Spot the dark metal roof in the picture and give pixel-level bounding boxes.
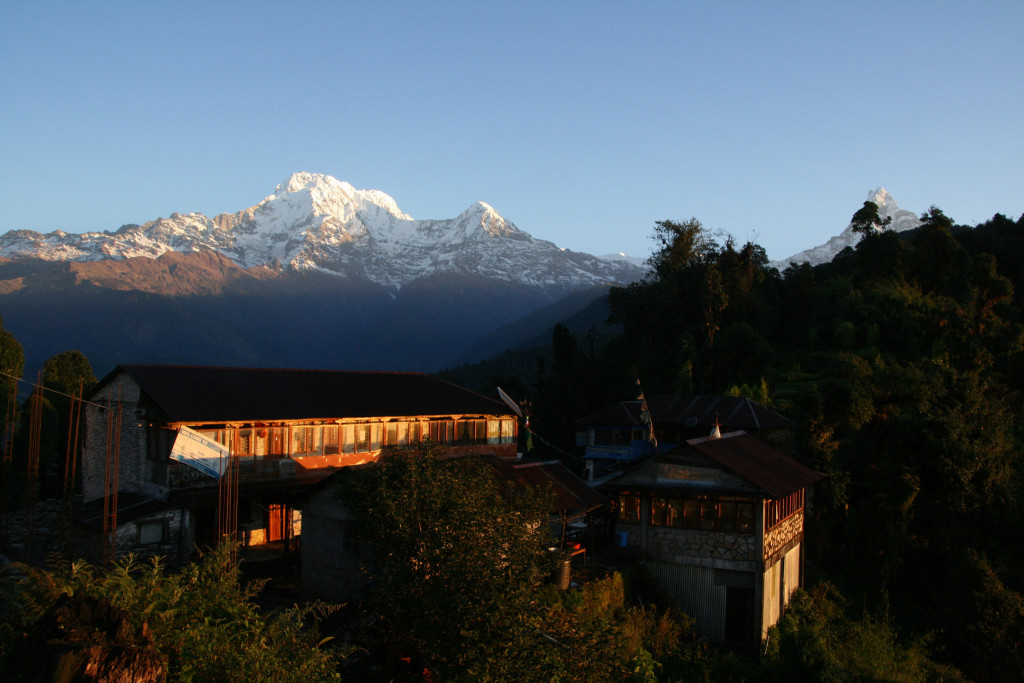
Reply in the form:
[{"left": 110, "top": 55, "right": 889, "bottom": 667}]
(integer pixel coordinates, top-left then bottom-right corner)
[
  {"left": 686, "top": 431, "right": 824, "bottom": 498},
  {"left": 76, "top": 491, "right": 180, "bottom": 530},
  {"left": 91, "top": 365, "right": 512, "bottom": 423},
  {"left": 576, "top": 394, "right": 792, "bottom": 431},
  {"left": 495, "top": 457, "right": 607, "bottom": 516}
]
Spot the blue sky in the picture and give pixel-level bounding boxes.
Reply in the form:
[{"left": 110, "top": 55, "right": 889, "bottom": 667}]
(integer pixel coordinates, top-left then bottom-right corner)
[{"left": 1, "top": 1, "right": 1021, "bottom": 261}]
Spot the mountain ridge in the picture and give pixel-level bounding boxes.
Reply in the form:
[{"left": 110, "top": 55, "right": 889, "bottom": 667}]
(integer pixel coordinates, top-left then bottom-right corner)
[
  {"left": 0, "top": 172, "right": 644, "bottom": 295},
  {"left": 770, "top": 187, "right": 922, "bottom": 270}
]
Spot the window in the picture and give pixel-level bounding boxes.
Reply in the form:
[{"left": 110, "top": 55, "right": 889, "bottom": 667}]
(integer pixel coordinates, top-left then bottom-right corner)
[
  {"left": 500, "top": 419, "right": 515, "bottom": 444},
  {"left": 647, "top": 495, "right": 756, "bottom": 534},
  {"left": 456, "top": 419, "right": 486, "bottom": 445},
  {"left": 323, "top": 425, "right": 339, "bottom": 455},
  {"left": 138, "top": 520, "right": 165, "bottom": 545},
  {"left": 268, "top": 428, "right": 287, "bottom": 456},
  {"left": 355, "top": 424, "right": 370, "bottom": 452},
  {"left": 428, "top": 420, "right": 454, "bottom": 444},
  {"left": 618, "top": 493, "right": 641, "bottom": 523}
]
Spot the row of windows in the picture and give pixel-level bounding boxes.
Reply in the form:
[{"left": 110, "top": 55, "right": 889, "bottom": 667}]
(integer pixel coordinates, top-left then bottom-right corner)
[
  {"left": 618, "top": 493, "right": 755, "bottom": 534},
  {"left": 198, "top": 418, "right": 517, "bottom": 458}
]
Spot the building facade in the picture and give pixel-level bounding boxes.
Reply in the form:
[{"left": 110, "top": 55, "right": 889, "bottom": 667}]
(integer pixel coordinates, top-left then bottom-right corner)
[
  {"left": 576, "top": 394, "right": 793, "bottom": 479},
  {"left": 600, "top": 430, "right": 823, "bottom": 649},
  {"left": 78, "top": 365, "right": 519, "bottom": 564}
]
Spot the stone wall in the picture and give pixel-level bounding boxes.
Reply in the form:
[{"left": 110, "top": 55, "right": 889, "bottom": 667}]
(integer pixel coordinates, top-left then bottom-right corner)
[
  {"left": 763, "top": 509, "right": 803, "bottom": 562},
  {"left": 82, "top": 375, "right": 145, "bottom": 503},
  {"left": 620, "top": 524, "right": 758, "bottom": 570}
]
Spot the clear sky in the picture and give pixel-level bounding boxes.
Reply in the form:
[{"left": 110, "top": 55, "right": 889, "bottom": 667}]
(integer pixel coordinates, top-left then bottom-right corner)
[{"left": 1, "top": 1, "right": 1021, "bottom": 261}]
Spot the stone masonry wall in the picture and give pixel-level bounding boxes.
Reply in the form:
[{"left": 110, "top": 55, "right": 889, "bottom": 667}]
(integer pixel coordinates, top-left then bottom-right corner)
[
  {"left": 763, "top": 509, "right": 803, "bottom": 561},
  {"left": 82, "top": 375, "right": 144, "bottom": 502},
  {"left": 621, "top": 524, "right": 757, "bottom": 569}
]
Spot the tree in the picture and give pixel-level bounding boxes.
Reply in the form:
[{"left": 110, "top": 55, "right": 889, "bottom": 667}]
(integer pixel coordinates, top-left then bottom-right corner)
[
  {"left": 0, "top": 542, "right": 346, "bottom": 682},
  {"left": 41, "top": 350, "right": 95, "bottom": 397},
  {"left": 340, "top": 444, "right": 557, "bottom": 680},
  {"left": 850, "top": 200, "right": 892, "bottom": 237},
  {"left": 647, "top": 218, "right": 716, "bottom": 279},
  {"left": 763, "top": 583, "right": 966, "bottom": 682}
]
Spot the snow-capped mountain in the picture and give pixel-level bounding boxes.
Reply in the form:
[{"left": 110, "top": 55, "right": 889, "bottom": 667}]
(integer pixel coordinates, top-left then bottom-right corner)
[
  {"left": 770, "top": 188, "right": 922, "bottom": 270},
  {"left": 0, "top": 172, "right": 643, "bottom": 292}
]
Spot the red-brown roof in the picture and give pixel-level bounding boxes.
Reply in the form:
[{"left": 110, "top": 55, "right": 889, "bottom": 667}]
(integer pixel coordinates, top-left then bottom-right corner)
[
  {"left": 488, "top": 456, "right": 607, "bottom": 516},
  {"left": 92, "top": 365, "right": 513, "bottom": 423},
  {"left": 686, "top": 431, "right": 824, "bottom": 498}
]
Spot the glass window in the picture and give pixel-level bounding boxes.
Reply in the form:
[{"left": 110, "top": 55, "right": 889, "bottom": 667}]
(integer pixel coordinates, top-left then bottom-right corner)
[
  {"left": 500, "top": 419, "right": 515, "bottom": 444},
  {"left": 253, "top": 429, "right": 268, "bottom": 457},
  {"left": 355, "top": 424, "right": 370, "bottom": 452},
  {"left": 618, "top": 493, "right": 640, "bottom": 523},
  {"left": 323, "top": 425, "right": 339, "bottom": 455},
  {"left": 386, "top": 422, "right": 398, "bottom": 446},
  {"left": 341, "top": 425, "right": 355, "bottom": 454},
  {"left": 668, "top": 498, "right": 683, "bottom": 528},
  {"left": 269, "top": 428, "right": 287, "bottom": 456},
  {"left": 720, "top": 501, "right": 737, "bottom": 532},
  {"left": 682, "top": 500, "right": 699, "bottom": 530},
  {"left": 651, "top": 497, "right": 670, "bottom": 526},
  {"left": 310, "top": 426, "right": 323, "bottom": 456},
  {"left": 138, "top": 520, "right": 165, "bottom": 545},
  {"left": 701, "top": 499, "right": 717, "bottom": 531},
  {"left": 738, "top": 502, "right": 753, "bottom": 533},
  {"left": 291, "top": 427, "right": 307, "bottom": 455},
  {"left": 237, "top": 429, "right": 254, "bottom": 457},
  {"left": 487, "top": 419, "right": 501, "bottom": 444},
  {"left": 370, "top": 423, "right": 381, "bottom": 451}
]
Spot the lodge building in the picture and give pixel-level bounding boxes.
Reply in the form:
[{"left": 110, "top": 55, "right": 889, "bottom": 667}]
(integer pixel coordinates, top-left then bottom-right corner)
[{"left": 77, "top": 365, "right": 520, "bottom": 565}]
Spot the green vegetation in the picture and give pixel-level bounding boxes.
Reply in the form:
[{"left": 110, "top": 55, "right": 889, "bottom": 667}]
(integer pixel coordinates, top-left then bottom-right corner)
[
  {"left": 339, "top": 444, "right": 717, "bottom": 682},
  {"left": 2, "top": 200, "right": 1023, "bottom": 679},
  {"left": 0, "top": 544, "right": 347, "bottom": 682},
  {"left": 460, "top": 205, "right": 1024, "bottom": 681}
]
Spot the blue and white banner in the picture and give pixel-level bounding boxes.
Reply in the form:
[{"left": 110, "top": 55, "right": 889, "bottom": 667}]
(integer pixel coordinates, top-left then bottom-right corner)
[{"left": 170, "top": 426, "right": 230, "bottom": 479}]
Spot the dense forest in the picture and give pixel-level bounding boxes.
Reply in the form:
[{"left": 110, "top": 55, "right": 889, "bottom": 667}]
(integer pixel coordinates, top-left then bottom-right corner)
[
  {"left": 0, "top": 202, "right": 1022, "bottom": 681},
  {"left": 452, "top": 203, "right": 1024, "bottom": 681}
]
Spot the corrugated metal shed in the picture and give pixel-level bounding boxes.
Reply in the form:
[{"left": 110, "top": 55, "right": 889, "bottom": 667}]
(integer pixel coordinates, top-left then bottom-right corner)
[
  {"left": 90, "top": 365, "right": 512, "bottom": 423},
  {"left": 575, "top": 394, "right": 792, "bottom": 431}
]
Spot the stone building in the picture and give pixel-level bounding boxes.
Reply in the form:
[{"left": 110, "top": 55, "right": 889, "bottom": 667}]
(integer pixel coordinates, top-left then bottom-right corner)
[
  {"left": 600, "top": 429, "right": 823, "bottom": 650},
  {"left": 576, "top": 394, "right": 793, "bottom": 479},
  {"left": 77, "top": 365, "right": 520, "bottom": 565}
]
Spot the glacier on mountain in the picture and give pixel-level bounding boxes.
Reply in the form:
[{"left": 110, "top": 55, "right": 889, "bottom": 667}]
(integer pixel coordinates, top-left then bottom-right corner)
[
  {"left": 769, "top": 188, "right": 921, "bottom": 270},
  {"left": 0, "top": 173, "right": 643, "bottom": 292}
]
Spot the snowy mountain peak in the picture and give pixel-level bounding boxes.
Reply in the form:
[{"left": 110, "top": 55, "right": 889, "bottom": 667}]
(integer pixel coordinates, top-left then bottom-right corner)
[
  {"left": 0, "top": 173, "right": 643, "bottom": 292},
  {"left": 770, "top": 187, "right": 923, "bottom": 270}
]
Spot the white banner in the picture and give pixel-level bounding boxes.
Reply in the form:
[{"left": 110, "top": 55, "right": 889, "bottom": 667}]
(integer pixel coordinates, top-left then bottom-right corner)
[{"left": 170, "top": 426, "right": 230, "bottom": 479}]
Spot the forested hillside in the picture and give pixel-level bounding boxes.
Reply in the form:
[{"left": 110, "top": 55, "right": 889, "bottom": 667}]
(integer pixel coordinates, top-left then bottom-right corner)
[{"left": 449, "top": 204, "right": 1024, "bottom": 680}]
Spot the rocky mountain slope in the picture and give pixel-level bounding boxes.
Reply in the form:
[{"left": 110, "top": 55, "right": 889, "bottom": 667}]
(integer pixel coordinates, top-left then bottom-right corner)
[
  {"left": 0, "top": 174, "right": 644, "bottom": 376},
  {"left": 0, "top": 172, "right": 642, "bottom": 295}
]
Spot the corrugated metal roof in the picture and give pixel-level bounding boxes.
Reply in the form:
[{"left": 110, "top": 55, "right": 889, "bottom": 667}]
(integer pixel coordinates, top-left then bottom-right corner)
[
  {"left": 576, "top": 394, "right": 792, "bottom": 431},
  {"left": 686, "top": 431, "right": 824, "bottom": 498},
  {"left": 91, "top": 365, "right": 512, "bottom": 423},
  {"left": 503, "top": 458, "right": 607, "bottom": 515},
  {"left": 76, "top": 491, "right": 179, "bottom": 529}
]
